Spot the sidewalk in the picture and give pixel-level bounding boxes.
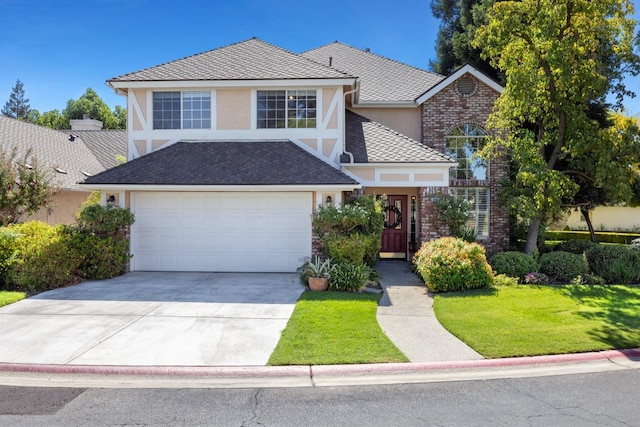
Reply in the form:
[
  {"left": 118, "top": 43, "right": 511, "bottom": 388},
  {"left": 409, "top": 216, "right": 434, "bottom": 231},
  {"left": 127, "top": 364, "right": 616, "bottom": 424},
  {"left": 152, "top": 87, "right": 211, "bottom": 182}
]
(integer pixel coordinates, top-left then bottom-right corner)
[{"left": 375, "top": 260, "right": 483, "bottom": 362}]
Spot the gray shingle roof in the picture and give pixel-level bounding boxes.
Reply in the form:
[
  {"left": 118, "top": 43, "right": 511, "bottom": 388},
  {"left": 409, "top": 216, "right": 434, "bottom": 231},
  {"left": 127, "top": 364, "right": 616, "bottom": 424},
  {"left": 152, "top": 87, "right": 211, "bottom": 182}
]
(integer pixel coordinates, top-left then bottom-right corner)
[
  {"left": 109, "top": 38, "right": 353, "bottom": 83},
  {"left": 72, "top": 130, "right": 127, "bottom": 169},
  {"left": 302, "top": 42, "right": 444, "bottom": 103},
  {"left": 83, "top": 140, "right": 359, "bottom": 186},
  {"left": 345, "top": 110, "right": 453, "bottom": 163},
  {"left": 0, "top": 116, "right": 115, "bottom": 189}
]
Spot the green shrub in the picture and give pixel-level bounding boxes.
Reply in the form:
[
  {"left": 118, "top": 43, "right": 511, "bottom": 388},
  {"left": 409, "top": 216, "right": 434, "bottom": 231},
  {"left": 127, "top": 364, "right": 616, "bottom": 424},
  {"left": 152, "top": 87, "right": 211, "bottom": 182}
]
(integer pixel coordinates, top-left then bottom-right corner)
[
  {"left": 493, "top": 274, "right": 518, "bottom": 287},
  {"left": 585, "top": 245, "right": 640, "bottom": 284},
  {"left": 329, "top": 262, "right": 370, "bottom": 292},
  {"left": 545, "top": 230, "right": 640, "bottom": 244},
  {"left": 570, "top": 273, "right": 606, "bottom": 286},
  {"left": 413, "top": 237, "right": 493, "bottom": 293},
  {"left": 554, "top": 239, "right": 598, "bottom": 254},
  {"left": 325, "top": 234, "right": 367, "bottom": 265},
  {"left": 489, "top": 251, "right": 539, "bottom": 281},
  {"left": 0, "top": 229, "right": 19, "bottom": 286},
  {"left": 6, "top": 221, "right": 80, "bottom": 292},
  {"left": 539, "top": 251, "right": 589, "bottom": 283},
  {"left": 64, "top": 229, "right": 131, "bottom": 280},
  {"left": 76, "top": 204, "right": 135, "bottom": 237}
]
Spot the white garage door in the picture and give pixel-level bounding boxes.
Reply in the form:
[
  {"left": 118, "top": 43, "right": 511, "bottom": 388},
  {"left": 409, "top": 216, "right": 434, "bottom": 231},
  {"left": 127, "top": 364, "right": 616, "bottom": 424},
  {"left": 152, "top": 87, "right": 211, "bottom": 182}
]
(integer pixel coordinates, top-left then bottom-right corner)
[{"left": 130, "top": 192, "right": 312, "bottom": 272}]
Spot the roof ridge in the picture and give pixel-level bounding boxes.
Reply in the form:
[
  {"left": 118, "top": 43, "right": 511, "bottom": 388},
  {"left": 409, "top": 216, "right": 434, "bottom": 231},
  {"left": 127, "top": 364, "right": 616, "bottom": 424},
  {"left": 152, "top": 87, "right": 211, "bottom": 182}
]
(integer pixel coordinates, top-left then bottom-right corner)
[
  {"left": 304, "top": 41, "right": 444, "bottom": 79},
  {"left": 108, "top": 37, "right": 260, "bottom": 81}
]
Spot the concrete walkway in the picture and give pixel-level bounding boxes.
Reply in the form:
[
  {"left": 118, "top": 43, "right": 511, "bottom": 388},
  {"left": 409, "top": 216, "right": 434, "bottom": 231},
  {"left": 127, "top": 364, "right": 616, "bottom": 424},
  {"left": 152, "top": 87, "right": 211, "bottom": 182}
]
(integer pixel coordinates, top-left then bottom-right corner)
[{"left": 376, "top": 260, "right": 483, "bottom": 362}]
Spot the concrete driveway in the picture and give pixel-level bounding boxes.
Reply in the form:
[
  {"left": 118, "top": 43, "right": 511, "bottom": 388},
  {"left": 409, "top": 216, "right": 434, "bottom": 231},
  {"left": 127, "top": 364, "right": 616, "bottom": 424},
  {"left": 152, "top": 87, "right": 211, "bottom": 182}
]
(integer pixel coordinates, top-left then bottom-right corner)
[{"left": 0, "top": 272, "right": 305, "bottom": 366}]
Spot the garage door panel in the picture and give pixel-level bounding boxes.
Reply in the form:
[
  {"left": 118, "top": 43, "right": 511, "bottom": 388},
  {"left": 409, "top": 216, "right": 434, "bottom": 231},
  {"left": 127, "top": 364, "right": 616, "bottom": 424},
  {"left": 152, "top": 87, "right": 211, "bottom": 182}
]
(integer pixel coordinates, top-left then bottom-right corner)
[{"left": 131, "top": 192, "right": 312, "bottom": 272}]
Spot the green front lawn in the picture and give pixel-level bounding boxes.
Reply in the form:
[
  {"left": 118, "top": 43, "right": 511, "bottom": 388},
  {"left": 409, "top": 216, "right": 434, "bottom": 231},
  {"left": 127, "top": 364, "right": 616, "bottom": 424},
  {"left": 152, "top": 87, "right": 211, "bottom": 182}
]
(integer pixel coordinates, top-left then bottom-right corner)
[
  {"left": 0, "top": 291, "right": 26, "bottom": 308},
  {"left": 434, "top": 285, "right": 640, "bottom": 358},
  {"left": 269, "top": 291, "right": 408, "bottom": 365}
]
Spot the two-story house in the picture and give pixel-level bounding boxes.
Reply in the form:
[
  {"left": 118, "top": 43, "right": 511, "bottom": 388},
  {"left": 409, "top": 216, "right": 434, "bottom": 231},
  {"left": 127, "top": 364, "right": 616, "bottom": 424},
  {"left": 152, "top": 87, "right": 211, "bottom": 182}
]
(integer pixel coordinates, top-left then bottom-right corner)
[{"left": 83, "top": 38, "right": 508, "bottom": 273}]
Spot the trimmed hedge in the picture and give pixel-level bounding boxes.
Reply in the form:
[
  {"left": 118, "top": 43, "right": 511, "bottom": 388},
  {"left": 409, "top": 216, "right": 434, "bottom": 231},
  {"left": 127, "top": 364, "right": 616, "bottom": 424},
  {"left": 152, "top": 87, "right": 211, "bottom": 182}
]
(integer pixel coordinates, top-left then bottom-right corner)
[
  {"left": 546, "top": 230, "right": 640, "bottom": 245},
  {"left": 413, "top": 237, "right": 493, "bottom": 293},
  {"left": 539, "top": 251, "right": 589, "bottom": 283},
  {"left": 553, "top": 239, "right": 598, "bottom": 254},
  {"left": 585, "top": 245, "right": 640, "bottom": 284},
  {"left": 489, "top": 251, "right": 539, "bottom": 282}
]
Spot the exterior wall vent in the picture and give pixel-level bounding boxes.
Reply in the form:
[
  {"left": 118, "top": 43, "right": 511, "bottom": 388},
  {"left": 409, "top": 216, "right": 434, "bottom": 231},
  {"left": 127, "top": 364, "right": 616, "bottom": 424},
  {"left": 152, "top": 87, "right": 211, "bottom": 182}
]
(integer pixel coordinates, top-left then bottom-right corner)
[{"left": 456, "top": 76, "right": 476, "bottom": 97}]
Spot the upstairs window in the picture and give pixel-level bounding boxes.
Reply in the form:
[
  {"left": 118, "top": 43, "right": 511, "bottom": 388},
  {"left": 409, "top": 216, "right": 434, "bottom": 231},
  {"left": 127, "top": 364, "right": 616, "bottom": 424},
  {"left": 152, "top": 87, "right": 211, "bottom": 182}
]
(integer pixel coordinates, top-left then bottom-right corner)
[
  {"left": 445, "top": 124, "right": 488, "bottom": 181},
  {"left": 257, "top": 90, "right": 316, "bottom": 129},
  {"left": 153, "top": 91, "right": 211, "bottom": 130}
]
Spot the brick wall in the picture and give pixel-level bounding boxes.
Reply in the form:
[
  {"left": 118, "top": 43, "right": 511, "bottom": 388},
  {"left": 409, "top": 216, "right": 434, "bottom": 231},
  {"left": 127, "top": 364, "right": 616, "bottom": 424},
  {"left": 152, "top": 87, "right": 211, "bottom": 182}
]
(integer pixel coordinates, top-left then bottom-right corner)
[{"left": 419, "top": 73, "right": 509, "bottom": 255}]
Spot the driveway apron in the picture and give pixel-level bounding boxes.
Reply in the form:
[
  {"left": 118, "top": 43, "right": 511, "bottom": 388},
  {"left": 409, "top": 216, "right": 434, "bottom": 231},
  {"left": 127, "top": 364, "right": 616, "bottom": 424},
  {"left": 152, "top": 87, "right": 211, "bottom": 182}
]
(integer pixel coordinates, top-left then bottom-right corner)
[{"left": 0, "top": 272, "right": 304, "bottom": 366}]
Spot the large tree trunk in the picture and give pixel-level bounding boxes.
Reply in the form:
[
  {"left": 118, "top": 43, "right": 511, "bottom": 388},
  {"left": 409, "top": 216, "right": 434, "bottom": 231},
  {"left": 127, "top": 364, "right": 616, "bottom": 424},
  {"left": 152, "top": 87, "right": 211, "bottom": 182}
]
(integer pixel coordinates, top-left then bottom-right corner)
[
  {"left": 580, "top": 207, "right": 598, "bottom": 243},
  {"left": 524, "top": 217, "right": 542, "bottom": 254}
]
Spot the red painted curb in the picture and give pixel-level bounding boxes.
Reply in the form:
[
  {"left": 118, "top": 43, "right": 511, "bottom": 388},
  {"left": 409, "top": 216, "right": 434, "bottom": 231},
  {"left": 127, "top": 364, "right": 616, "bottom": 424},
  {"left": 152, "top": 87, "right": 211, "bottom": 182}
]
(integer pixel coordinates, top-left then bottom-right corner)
[{"left": 0, "top": 348, "right": 638, "bottom": 378}]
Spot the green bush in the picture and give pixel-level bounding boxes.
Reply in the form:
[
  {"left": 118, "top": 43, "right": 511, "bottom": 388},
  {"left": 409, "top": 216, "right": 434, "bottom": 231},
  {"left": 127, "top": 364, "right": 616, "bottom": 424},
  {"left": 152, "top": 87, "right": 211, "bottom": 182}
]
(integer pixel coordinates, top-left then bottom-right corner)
[
  {"left": 413, "top": 237, "right": 494, "bottom": 293},
  {"left": 0, "top": 229, "right": 19, "bottom": 286},
  {"left": 585, "top": 245, "right": 640, "bottom": 284},
  {"left": 489, "top": 251, "right": 539, "bottom": 281},
  {"left": 65, "top": 229, "right": 131, "bottom": 280},
  {"left": 570, "top": 273, "right": 606, "bottom": 286},
  {"left": 554, "top": 239, "right": 598, "bottom": 254},
  {"left": 325, "top": 234, "right": 367, "bottom": 265},
  {"left": 6, "top": 221, "right": 80, "bottom": 292},
  {"left": 76, "top": 204, "right": 135, "bottom": 237},
  {"left": 539, "top": 251, "right": 589, "bottom": 283},
  {"left": 493, "top": 274, "right": 518, "bottom": 287},
  {"left": 329, "top": 262, "right": 370, "bottom": 292}
]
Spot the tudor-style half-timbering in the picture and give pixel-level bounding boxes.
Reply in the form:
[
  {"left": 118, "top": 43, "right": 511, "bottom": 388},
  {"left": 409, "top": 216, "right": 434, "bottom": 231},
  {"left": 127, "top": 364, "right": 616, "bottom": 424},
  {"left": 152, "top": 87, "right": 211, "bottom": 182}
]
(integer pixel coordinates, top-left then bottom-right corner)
[
  {"left": 419, "top": 70, "right": 509, "bottom": 254},
  {"left": 124, "top": 84, "right": 347, "bottom": 166}
]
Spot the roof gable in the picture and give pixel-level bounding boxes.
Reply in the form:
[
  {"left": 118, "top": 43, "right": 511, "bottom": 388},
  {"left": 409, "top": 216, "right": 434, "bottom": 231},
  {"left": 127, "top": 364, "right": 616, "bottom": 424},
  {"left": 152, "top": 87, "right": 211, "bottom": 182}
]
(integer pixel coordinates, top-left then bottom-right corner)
[
  {"left": 83, "top": 140, "right": 359, "bottom": 186},
  {"left": 302, "top": 42, "right": 444, "bottom": 104},
  {"left": 416, "top": 64, "right": 503, "bottom": 105},
  {"left": 109, "top": 38, "right": 353, "bottom": 83}
]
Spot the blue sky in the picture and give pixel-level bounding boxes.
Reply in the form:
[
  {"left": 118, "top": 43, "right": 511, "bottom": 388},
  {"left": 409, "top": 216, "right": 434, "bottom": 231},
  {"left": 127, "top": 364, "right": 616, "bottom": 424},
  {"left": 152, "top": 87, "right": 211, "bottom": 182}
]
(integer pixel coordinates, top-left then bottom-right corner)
[{"left": 1, "top": 0, "right": 639, "bottom": 115}]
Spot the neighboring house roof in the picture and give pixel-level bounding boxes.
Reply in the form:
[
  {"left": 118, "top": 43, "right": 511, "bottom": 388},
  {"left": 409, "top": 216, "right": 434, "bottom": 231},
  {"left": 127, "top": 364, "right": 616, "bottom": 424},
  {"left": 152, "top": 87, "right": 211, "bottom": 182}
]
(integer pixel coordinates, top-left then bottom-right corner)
[
  {"left": 71, "top": 130, "right": 127, "bottom": 169},
  {"left": 302, "top": 42, "right": 444, "bottom": 104},
  {"left": 0, "top": 116, "right": 121, "bottom": 189},
  {"left": 345, "top": 110, "right": 453, "bottom": 164},
  {"left": 109, "top": 38, "right": 353, "bottom": 83},
  {"left": 83, "top": 140, "right": 359, "bottom": 186}
]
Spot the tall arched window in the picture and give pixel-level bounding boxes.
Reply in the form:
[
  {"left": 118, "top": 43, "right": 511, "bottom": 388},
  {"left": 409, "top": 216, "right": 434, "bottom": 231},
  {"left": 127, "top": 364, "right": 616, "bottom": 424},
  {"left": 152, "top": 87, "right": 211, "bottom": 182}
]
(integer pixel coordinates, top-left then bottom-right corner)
[
  {"left": 445, "top": 124, "right": 488, "bottom": 181},
  {"left": 445, "top": 124, "right": 490, "bottom": 239}
]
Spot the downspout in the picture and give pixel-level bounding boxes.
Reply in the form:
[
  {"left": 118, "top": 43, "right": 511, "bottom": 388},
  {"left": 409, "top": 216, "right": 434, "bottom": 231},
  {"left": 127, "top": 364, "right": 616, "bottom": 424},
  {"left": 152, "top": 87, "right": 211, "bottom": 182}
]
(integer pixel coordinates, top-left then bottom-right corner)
[{"left": 342, "top": 79, "right": 360, "bottom": 164}]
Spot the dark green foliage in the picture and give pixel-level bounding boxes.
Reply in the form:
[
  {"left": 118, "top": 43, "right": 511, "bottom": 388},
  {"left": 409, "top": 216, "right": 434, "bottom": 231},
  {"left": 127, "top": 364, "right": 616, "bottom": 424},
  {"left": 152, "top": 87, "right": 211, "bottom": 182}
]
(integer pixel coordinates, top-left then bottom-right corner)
[
  {"left": 489, "top": 251, "right": 539, "bottom": 281},
  {"left": 570, "top": 273, "right": 606, "bottom": 286},
  {"left": 413, "top": 237, "right": 494, "bottom": 292},
  {"left": 329, "top": 262, "right": 370, "bottom": 292},
  {"left": 554, "top": 239, "right": 598, "bottom": 254},
  {"left": 432, "top": 193, "right": 472, "bottom": 238},
  {"left": 0, "top": 229, "right": 18, "bottom": 286},
  {"left": 5, "top": 222, "right": 81, "bottom": 293},
  {"left": 68, "top": 204, "right": 135, "bottom": 280},
  {"left": 585, "top": 245, "right": 640, "bottom": 284},
  {"left": 539, "top": 251, "right": 590, "bottom": 283},
  {"left": 1, "top": 79, "right": 30, "bottom": 119}
]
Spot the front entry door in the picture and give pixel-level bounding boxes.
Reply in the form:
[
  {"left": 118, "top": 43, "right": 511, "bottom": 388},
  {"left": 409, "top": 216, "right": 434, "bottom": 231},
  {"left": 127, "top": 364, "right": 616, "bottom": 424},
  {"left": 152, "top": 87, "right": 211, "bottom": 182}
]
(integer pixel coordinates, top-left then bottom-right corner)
[{"left": 380, "top": 195, "right": 408, "bottom": 259}]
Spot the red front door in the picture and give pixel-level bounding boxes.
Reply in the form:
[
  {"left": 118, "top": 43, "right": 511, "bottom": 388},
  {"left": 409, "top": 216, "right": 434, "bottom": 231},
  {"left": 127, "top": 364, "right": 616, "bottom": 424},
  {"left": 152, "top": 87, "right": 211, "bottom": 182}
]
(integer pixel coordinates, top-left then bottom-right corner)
[{"left": 380, "top": 195, "right": 408, "bottom": 258}]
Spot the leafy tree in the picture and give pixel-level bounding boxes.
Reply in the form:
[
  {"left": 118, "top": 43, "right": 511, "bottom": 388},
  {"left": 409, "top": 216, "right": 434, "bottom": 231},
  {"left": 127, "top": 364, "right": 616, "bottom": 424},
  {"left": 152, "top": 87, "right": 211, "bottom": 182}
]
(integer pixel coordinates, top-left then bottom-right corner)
[
  {"left": 1, "top": 79, "right": 31, "bottom": 120},
  {"left": 474, "top": 0, "right": 640, "bottom": 254},
  {"left": 566, "top": 113, "right": 640, "bottom": 241},
  {"left": 430, "top": 0, "right": 500, "bottom": 81},
  {"left": 0, "top": 147, "right": 59, "bottom": 225}
]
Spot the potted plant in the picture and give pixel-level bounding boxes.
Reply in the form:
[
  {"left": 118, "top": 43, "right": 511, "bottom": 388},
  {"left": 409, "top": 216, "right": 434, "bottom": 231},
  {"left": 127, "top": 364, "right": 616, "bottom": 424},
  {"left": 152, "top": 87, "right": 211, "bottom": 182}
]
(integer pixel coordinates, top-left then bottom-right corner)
[{"left": 298, "top": 256, "right": 334, "bottom": 291}]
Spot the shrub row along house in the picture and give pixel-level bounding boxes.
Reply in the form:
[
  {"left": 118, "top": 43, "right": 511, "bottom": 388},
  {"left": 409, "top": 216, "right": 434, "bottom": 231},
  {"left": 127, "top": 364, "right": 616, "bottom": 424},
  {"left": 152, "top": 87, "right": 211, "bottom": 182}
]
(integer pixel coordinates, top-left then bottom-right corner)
[{"left": 82, "top": 38, "right": 508, "bottom": 273}]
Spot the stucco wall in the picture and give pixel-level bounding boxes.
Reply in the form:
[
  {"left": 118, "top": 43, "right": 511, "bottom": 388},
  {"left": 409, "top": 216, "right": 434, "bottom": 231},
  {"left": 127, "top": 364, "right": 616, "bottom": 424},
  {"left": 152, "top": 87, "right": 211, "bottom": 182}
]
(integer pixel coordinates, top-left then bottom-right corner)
[
  {"left": 28, "top": 190, "right": 90, "bottom": 225},
  {"left": 349, "top": 107, "right": 422, "bottom": 141},
  {"left": 562, "top": 206, "right": 640, "bottom": 232}
]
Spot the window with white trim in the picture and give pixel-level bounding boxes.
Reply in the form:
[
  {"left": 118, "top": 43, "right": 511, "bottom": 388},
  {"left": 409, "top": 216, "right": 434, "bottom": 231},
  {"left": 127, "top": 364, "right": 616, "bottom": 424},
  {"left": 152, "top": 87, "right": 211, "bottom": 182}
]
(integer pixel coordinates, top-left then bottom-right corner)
[
  {"left": 445, "top": 124, "right": 488, "bottom": 181},
  {"left": 257, "top": 90, "right": 316, "bottom": 129},
  {"left": 451, "top": 188, "right": 489, "bottom": 239},
  {"left": 153, "top": 91, "right": 211, "bottom": 130}
]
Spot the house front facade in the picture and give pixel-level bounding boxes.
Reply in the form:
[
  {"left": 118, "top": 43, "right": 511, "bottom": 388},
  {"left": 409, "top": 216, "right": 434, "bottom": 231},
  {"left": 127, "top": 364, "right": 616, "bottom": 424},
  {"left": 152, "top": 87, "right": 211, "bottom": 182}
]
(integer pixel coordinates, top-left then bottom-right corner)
[{"left": 83, "top": 38, "right": 508, "bottom": 273}]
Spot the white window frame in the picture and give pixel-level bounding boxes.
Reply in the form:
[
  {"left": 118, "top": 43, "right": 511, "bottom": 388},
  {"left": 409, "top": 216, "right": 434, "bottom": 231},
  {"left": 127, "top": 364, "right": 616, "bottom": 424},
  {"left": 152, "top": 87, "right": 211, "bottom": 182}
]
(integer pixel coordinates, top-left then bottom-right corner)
[
  {"left": 445, "top": 124, "right": 488, "bottom": 181},
  {"left": 450, "top": 187, "right": 490, "bottom": 240},
  {"left": 256, "top": 89, "right": 317, "bottom": 129},
  {"left": 153, "top": 91, "right": 211, "bottom": 130}
]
